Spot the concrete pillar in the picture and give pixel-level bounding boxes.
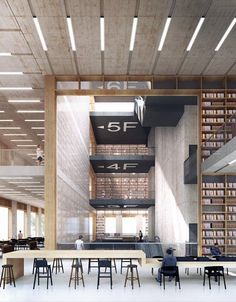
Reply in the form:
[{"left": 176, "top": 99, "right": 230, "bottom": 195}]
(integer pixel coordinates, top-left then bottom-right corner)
[
  {"left": 37, "top": 208, "right": 42, "bottom": 236},
  {"left": 10, "top": 200, "right": 17, "bottom": 239},
  {"left": 116, "top": 214, "right": 122, "bottom": 234},
  {"left": 148, "top": 206, "right": 155, "bottom": 241},
  {"left": 25, "top": 205, "right": 31, "bottom": 237}
]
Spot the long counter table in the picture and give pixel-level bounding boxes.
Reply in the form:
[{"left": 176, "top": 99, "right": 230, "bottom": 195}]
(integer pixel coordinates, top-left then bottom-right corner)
[{"left": 2, "top": 249, "right": 146, "bottom": 279}]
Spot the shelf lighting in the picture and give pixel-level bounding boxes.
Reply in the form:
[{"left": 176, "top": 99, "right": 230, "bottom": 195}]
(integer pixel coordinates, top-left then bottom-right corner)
[
  {"left": 0, "top": 127, "right": 21, "bottom": 129},
  {"left": 215, "top": 17, "right": 236, "bottom": 51},
  {"left": 186, "top": 17, "right": 205, "bottom": 51},
  {"left": 10, "top": 139, "right": 33, "bottom": 142},
  {"left": 100, "top": 16, "right": 105, "bottom": 51},
  {"left": 31, "top": 127, "right": 44, "bottom": 129},
  {"left": 66, "top": 17, "right": 76, "bottom": 51},
  {"left": 129, "top": 17, "right": 138, "bottom": 51},
  {"left": 25, "top": 119, "right": 44, "bottom": 122},
  {"left": 17, "top": 145, "right": 37, "bottom": 147},
  {"left": 158, "top": 17, "right": 171, "bottom": 51},
  {"left": 0, "top": 87, "right": 32, "bottom": 90},
  {"left": 33, "top": 17, "right": 48, "bottom": 51}
]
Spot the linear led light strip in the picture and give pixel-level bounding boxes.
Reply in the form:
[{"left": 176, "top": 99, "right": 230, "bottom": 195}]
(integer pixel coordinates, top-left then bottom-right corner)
[
  {"left": 186, "top": 17, "right": 205, "bottom": 51},
  {"left": 3, "top": 134, "right": 27, "bottom": 136},
  {"left": 0, "top": 119, "right": 13, "bottom": 122},
  {"left": 0, "top": 87, "right": 32, "bottom": 90},
  {"left": 25, "top": 119, "right": 44, "bottom": 122},
  {"left": 129, "top": 17, "right": 138, "bottom": 51},
  {"left": 158, "top": 17, "right": 171, "bottom": 51},
  {"left": 100, "top": 16, "right": 105, "bottom": 51},
  {"left": 33, "top": 17, "right": 48, "bottom": 51},
  {"left": 0, "top": 72, "right": 23, "bottom": 75},
  {"left": 0, "top": 53, "right": 12, "bottom": 56},
  {"left": 67, "top": 17, "right": 76, "bottom": 51},
  {"left": 215, "top": 17, "right": 236, "bottom": 51},
  {"left": 8, "top": 100, "right": 41, "bottom": 103},
  {"left": 17, "top": 110, "right": 44, "bottom": 113},
  {"left": 229, "top": 159, "right": 236, "bottom": 165}
]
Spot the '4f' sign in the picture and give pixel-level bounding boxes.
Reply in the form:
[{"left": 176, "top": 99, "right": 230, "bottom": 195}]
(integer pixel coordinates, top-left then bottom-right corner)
[{"left": 106, "top": 122, "right": 139, "bottom": 132}]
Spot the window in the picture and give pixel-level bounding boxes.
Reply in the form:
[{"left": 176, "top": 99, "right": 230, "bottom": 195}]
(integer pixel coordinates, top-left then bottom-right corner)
[
  {"left": 122, "top": 217, "right": 136, "bottom": 235},
  {"left": 105, "top": 217, "right": 116, "bottom": 234},
  {"left": 30, "top": 212, "right": 36, "bottom": 237},
  {"left": 0, "top": 207, "right": 9, "bottom": 240},
  {"left": 41, "top": 214, "right": 45, "bottom": 236},
  {"left": 17, "top": 210, "right": 24, "bottom": 235}
]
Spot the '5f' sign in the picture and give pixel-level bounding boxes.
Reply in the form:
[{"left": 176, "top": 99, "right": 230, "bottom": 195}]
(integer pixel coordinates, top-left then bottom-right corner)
[{"left": 106, "top": 122, "right": 139, "bottom": 132}]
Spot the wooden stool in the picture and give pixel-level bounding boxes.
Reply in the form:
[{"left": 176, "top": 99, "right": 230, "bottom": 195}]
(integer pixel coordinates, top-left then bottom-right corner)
[
  {"left": 69, "top": 263, "right": 85, "bottom": 289},
  {"left": 52, "top": 258, "right": 64, "bottom": 274},
  {"left": 120, "top": 258, "right": 132, "bottom": 274},
  {"left": 0, "top": 264, "right": 16, "bottom": 289},
  {"left": 124, "top": 264, "right": 140, "bottom": 289}
]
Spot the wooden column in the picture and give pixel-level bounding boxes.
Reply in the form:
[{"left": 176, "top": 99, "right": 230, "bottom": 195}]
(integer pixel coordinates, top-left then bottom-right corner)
[{"left": 45, "top": 75, "right": 57, "bottom": 249}]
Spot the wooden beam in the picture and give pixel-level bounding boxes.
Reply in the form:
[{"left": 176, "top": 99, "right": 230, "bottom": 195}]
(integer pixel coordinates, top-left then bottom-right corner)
[
  {"left": 56, "top": 89, "right": 200, "bottom": 97},
  {"left": 45, "top": 75, "right": 57, "bottom": 250}
]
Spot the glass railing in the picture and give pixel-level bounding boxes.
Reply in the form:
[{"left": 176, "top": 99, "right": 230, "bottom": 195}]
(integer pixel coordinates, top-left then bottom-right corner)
[
  {"left": 0, "top": 149, "right": 44, "bottom": 166},
  {"left": 89, "top": 190, "right": 155, "bottom": 200},
  {"left": 202, "top": 113, "right": 236, "bottom": 160},
  {"left": 90, "top": 145, "right": 155, "bottom": 156}
]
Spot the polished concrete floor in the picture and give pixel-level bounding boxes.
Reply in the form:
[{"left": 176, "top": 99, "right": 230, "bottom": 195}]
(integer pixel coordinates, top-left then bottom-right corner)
[{"left": 0, "top": 258, "right": 235, "bottom": 302}]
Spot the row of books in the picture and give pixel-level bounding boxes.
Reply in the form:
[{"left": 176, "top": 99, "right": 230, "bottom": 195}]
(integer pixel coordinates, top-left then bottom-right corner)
[
  {"left": 202, "top": 198, "right": 224, "bottom": 204},
  {"left": 202, "top": 118, "right": 225, "bottom": 123},
  {"left": 202, "top": 231, "right": 224, "bottom": 237},
  {"left": 202, "top": 93, "right": 225, "bottom": 98},
  {"left": 202, "top": 190, "right": 224, "bottom": 196},
  {"left": 202, "top": 239, "right": 225, "bottom": 245},
  {"left": 202, "top": 109, "right": 225, "bottom": 114},
  {"left": 227, "top": 215, "right": 236, "bottom": 221},
  {"left": 202, "top": 142, "right": 224, "bottom": 147},
  {"left": 203, "top": 214, "right": 225, "bottom": 221},
  {"left": 202, "top": 125, "right": 224, "bottom": 131},
  {"left": 202, "top": 183, "right": 224, "bottom": 188}
]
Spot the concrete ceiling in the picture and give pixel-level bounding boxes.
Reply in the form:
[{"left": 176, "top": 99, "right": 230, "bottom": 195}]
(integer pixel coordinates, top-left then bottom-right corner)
[{"left": 0, "top": 0, "right": 235, "bottom": 206}]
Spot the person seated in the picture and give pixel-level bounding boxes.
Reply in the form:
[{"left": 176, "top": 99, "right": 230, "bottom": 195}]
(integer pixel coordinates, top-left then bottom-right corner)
[
  {"left": 210, "top": 242, "right": 221, "bottom": 256},
  {"left": 156, "top": 247, "right": 177, "bottom": 282}
]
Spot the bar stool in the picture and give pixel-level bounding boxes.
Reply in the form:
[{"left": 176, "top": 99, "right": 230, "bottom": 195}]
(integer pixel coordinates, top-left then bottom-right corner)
[
  {"left": 124, "top": 264, "right": 140, "bottom": 289},
  {"left": 88, "top": 258, "right": 98, "bottom": 274},
  {"left": 120, "top": 258, "right": 132, "bottom": 274},
  {"left": 32, "top": 258, "right": 47, "bottom": 274},
  {"left": 69, "top": 262, "right": 85, "bottom": 289},
  {"left": 52, "top": 258, "right": 64, "bottom": 274},
  {"left": 33, "top": 259, "right": 53, "bottom": 289},
  {"left": 72, "top": 258, "right": 83, "bottom": 273},
  {"left": 97, "top": 259, "right": 112, "bottom": 289},
  {"left": 0, "top": 264, "right": 16, "bottom": 289}
]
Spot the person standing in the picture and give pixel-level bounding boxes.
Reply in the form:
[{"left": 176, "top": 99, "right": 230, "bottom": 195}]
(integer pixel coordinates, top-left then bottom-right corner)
[
  {"left": 75, "top": 235, "right": 84, "bottom": 250},
  {"left": 139, "top": 230, "right": 143, "bottom": 242},
  {"left": 18, "top": 230, "right": 23, "bottom": 239},
  {"left": 36, "top": 144, "right": 43, "bottom": 166}
]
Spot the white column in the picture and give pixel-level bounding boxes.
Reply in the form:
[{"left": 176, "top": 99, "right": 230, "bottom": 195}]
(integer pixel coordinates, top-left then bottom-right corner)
[
  {"left": 37, "top": 208, "right": 42, "bottom": 236},
  {"left": 25, "top": 204, "right": 31, "bottom": 237},
  {"left": 11, "top": 200, "right": 17, "bottom": 239},
  {"left": 116, "top": 213, "right": 122, "bottom": 235}
]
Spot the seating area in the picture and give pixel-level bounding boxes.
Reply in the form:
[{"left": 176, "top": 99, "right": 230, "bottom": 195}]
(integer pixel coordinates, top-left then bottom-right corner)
[{"left": 0, "top": 237, "right": 44, "bottom": 253}]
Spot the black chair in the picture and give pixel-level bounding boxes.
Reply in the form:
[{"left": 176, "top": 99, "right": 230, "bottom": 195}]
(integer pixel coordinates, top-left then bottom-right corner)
[
  {"left": 124, "top": 264, "right": 140, "bottom": 289},
  {"left": 160, "top": 266, "right": 181, "bottom": 290},
  {"left": 33, "top": 259, "right": 53, "bottom": 289},
  {"left": 88, "top": 259, "right": 98, "bottom": 274},
  {"left": 0, "top": 264, "right": 16, "bottom": 289},
  {"left": 97, "top": 259, "right": 112, "bottom": 289},
  {"left": 32, "top": 258, "right": 46, "bottom": 274},
  {"left": 69, "top": 261, "right": 85, "bottom": 289},
  {"left": 203, "top": 266, "right": 226, "bottom": 289}
]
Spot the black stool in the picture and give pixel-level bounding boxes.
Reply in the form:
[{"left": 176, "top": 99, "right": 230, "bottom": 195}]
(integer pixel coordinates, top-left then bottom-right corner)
[
  {"left": 124, "top": 264, "right": 140, "bottom": 289},
  {"left": 0, "top": 264, "right": 16, "bottom": 289},
  {"left": 33, "top": 259, "right": 53, "bottom": 289},
  {"left": 120, "top": 258, "right": 132, "bottom": 274},
  {"left": 69, "top": 262, "right": 85, "bottom": 289},
  {"left": 97, "top": 259, "right": 112, "bottom": 289},
  {"left": 32, "top": 258, "right": 47, "bottom": 274},
  {"left": 88, "top": 258, "right": 98, "bottom": 274},
  {"left": 52, "top": 258, "right": 64, "bottom": 274},
  {"left": 203, "top": 266, "right": 226, "bottom": 289}
]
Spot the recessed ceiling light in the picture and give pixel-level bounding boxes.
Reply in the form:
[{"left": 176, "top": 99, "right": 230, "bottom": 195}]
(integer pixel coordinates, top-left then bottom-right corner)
[
  {"left": 66, "top": 17, "right": 76, "bottom": 51},
  {"left": 31, "top": 127, "right": 44, "bottom": 129},
  {"left": 25, "top": 120, "right": 44, "bottom": 122},
  {"left": 215, "top": 17, "right": 236, "bottom": 51},
  {"left": 11, "top": 139, "right": 33, "bottom": 142},
  {"left": 0, "top": 119, "right": 13, "bottom": 122},
  {"left": 0, "top": 53, "right": 12, "bottom": 56},
  {"left": 17, "top": 144, "right": 37, "bottom": 147},
  {"left": 0, "top": 87, "right": 32, "bottom": 90},
  {"left": 37, "top": 134, "right": 44, "bottom": 136},
  {"left": 3, "top": 134, "right": 27, "bottom": 136},
  {"left": 17, "top": 110, "right": 44, "bottom": 113},
  {"left": 100, "top": 16, "right": 105, "bottom": 51},
  {"left": 0, "top": 72, "right": 23, "bottom": 75},
  {"left": 0, "top": 111, "right": 5, "bottom": 113},
  {"left": 8, "top": 100, "right": 41, "bottom": 103},
  {"left": 129, "top": 17, "right": 138, "bottom": 51},
  {"left": 158, "top": 17, "right": 171, "bottom": 51},
  {"left": 33, "top": 17, "right": 48, "bottom": 51},
  {"left": 186, "top": 17, "right": 205, "bottom": 51},
  {"left": 0, "top": 127, "right": 21, "bottom": 129}
]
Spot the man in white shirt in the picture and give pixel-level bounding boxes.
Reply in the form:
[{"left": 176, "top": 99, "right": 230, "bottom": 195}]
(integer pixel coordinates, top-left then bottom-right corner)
[{"left": 75, "top": 235, "right": 84, "bottom": 250}]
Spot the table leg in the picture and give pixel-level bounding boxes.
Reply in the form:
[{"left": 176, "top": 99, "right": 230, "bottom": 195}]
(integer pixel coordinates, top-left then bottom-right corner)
[{"left": 3, "top": 258, "right": 24, "bottom": 280}]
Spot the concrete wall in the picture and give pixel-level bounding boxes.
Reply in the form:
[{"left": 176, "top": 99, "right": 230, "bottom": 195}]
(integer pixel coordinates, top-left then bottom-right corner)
[
  {"left": 155, "top": 106, "right": 198, "bottom": 250},
  {"left": 57, "top": 96, "right": 93, "bottom": 243}
]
